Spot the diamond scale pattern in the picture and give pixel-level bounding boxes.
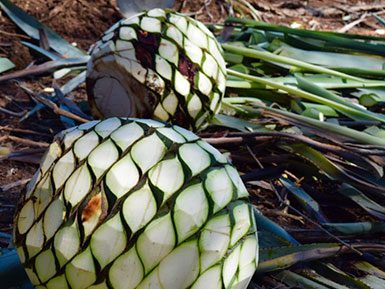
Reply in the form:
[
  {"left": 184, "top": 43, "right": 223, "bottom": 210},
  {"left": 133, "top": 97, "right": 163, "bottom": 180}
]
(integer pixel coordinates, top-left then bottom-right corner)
[
  {"left": 14, "top": 118, "right": 257, "bottom": 289},
  {"left": 86, "top": 9, "right": 227, "bottom": 131}
]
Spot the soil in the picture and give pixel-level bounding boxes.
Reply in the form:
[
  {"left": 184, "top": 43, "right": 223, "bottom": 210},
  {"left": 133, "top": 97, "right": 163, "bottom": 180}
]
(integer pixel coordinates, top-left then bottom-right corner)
[{"left": 0, "top": 0, "right": 385, "bottom": 286}]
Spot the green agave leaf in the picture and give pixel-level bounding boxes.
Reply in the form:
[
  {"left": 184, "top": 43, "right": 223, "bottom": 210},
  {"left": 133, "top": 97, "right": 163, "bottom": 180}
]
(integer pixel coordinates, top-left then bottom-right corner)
[
  {"left": 225, "top": 17, "right": 385, "bottom": 56},
  {"left": 0, "top": 57, "right": 15, "bottom": 74},
  {"left": 281, "top": 143, "right": 344, "bottom": 180},
  {"left": 222, "top": 44, "right": 363, "bottom": 81},
  {"left": 275, "top": 270, "right": 330, "bottom": 289},
  {"left": 354, "top": 88, "right": 385, "bottom": 107},
  {"left": 254, "top": 210, "right": 299, "bottom": 246},
  {"left": 339, "top": 184, "right": 385, "bottom": 221},
  {"left": 210, "top": 114, "right": 266, "bottom": 132},
  {"left": 224, "top": 52, "right": 244, "bottom": 64},
  {"left": 260, "top": 106, "right": 385, "bottom": 146},
  {"left": 224, "top": 87, "right": 291, "bottom": 106},
  {"left": 295, "top": 75, "right": 364, "bottom": 110},
  {"left": 311, "top": 263, "right": 372, "bottom": 289},
  {"left": 282, "top": 143, "right": 385, "bottom": 194},
  {"left": 258, "top": 243, "right": 343, "bottom": 273},
  {"left": 359, "top": 275, "right": 385, "bottom": 289},
  {"left": 228, "top": 76, "right": 385, "bottom": 90},
  {"left": 0, "top": 0, "right": 85, "bottom": 58},
  {"left": 257, "top": 230, "right": 294, "bottom": 250},
  {"left": 228, "top": 69, "right": 385, "bottom": 125},
  {"left": 301, "top": 270, "right": 351, "bottom": 289},
  {"left": 280, "top": 177, "right": 328, "bottom": 223},
  {"left": 354, "top": 261, "right": 385, "bottom": 280},
  {"left": 228, "top": 64, "right": 250, "bottom": 74},
  {"left": 291, "top": 100, "right": 339, "bottom": 118},
  {"left": 374, "top": 14, "right": 385, "bottom": 27},
  {"left": 332, "top": 67, "right": 385, "bottom": 78},
  {"left": 277, "top": 42, "right": 385, "bottom": 71},
  {"left": 20, "top": 41, "right": 61, "bottom": 60},
  {"left": 295, "top": 75, "right": 385, "bottom": 122},
  {"left": 60, "top": 71, "right": 87, "bottom": 96},
  {"left": 324, "top": 222, "right": 385, "bottom": 235},
  {"left": 365, "top": 126, "right": 385, "bottom": 138}
]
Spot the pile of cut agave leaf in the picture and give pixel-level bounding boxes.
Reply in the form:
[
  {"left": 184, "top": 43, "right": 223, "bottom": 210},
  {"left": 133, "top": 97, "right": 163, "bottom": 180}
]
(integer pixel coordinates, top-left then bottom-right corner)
[{"left": 1, "top": 0, "right": 385, "bottom": 288}]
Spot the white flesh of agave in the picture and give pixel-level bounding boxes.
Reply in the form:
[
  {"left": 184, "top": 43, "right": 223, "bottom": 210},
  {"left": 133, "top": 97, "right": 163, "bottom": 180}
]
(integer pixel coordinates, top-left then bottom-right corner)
[
  {"left": 64, "top": 164, "right": 92, "bottom": 207},
  {"left": 158, "top": 241, "right": 200, "bottom": 289},
  {"left": 90, "top": 214, "right": 127, "bottom": 269},
  {"left": 122, "top": 183, "right": 157, "bottom": 233},
  {"left": 87, "top": 9, "right": 227, "bottom": 130},
  {"left": 14, "top": 118, "right": 258, "bottom": 289},
  {"left": 179, "top": 143, "right": 211, "bottom": 176},
  {"left": 52, "top": 150, "right": 75, "bottom": 190},
  {"left": 88, "top": 140, "right": 119, "bottom": 179},
  {"left": 110, "top": 121, "right": 144, "bottom": 150},
  {"left": 223, "top": 245, "right": 242, "bottom": 288},
  {"left": 157, "top": 127, "right": 185, "bottom": 143},
  {"left": 46, "top": 274, "right": 69, "bottom": 289},
  {"left": 174, "top": 70, "right": 191, "bottom": 97},
  {"left": 40, "top": 142, "right": 61, "bottom": 174},
  {"left": 149, "top": 157, "right": 184, "bottom": 203},
  {"left": 200, "top": 214, "right": 231, "bottom": 272},
  {"left": 205, "top": 168, "right": 234, "bottom": 213},
  {"left": 35, "top": 249, "right": 56, "bottom": 283},
  {"left": 140, "top": 17, "right": 161, "bottom": 33},
  {"left": 25, "top": 220, "right": 44, "bottom": 258},
  {"left": 65, "top": 247, "right": 96, "bottom": 289},
  {"left": 162, "top": 92, "right": 178, "bottom": 115},
  {"left": 109, "top": 247, "right": 143, "bottom": 289},
  {"left": 43, "top": 198, "right": 65, "bottom": 240},
  {"left": 131, "top": 133, "right": 166, "bottom": 173},
  {"left": 17, "top": 200, "right": 34, "bottom": 234},
  {"left": 94, "top": 117, "right": 122, "bottom": 138},
  {"left": 54, "top": 223, "right": 80, "bottom": 267},
  {"left": 230, "top": 203, "right": 252, "bottom": 246},
  {"left": 188, "top": 94, "right": 203, "bottom": 119},
  {"left": 136, "top": 213, "right": 176, "bottom": 273},
  {"left": 106, "top": 153, "right": 139, "bottom": 198},
  {"left": 191, "top": 265, "right": 222, "bottom": 289},
  {"left": 174, "top": 183, "right": 209, "bottom": 243}
]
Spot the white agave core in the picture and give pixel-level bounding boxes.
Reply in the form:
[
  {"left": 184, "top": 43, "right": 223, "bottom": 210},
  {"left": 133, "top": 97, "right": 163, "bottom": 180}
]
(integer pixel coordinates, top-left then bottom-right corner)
[
  {"left": 86, "top": 9, "right": 227, "bottom": 131},
  {"left": 14, "top": 118, "right": 258, "bottom": 289}
]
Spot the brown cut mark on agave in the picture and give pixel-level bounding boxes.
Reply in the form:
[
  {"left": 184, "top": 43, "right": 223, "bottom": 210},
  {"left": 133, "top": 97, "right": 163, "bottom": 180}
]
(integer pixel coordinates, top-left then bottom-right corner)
[
  {"left": 134, "top": 30, "right": 160, "bottom": 69},
  {"left": 81, "top": 193, "right": 102, "bottom": 222},
  {"left": 179, "top": 54, "right": 198, "bottom": 83}
]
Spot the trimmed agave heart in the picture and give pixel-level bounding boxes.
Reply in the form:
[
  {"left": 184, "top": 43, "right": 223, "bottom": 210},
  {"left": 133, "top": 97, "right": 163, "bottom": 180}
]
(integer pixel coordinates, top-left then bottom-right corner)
[
  {"left": 14, "top": 118, "right": 258, "bottom": 289},
  {"left": 86, "top": 9, "right": 227, "bottom": 131}
]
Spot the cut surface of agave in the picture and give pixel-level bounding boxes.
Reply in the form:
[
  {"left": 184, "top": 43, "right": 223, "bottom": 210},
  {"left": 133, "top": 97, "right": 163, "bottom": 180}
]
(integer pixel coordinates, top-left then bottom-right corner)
[
  {"left": 14, "top": 118, "right": 258, "bottom": 289},
  {"left": 86, "top": 9, "right": 227, "bottom": 131}
]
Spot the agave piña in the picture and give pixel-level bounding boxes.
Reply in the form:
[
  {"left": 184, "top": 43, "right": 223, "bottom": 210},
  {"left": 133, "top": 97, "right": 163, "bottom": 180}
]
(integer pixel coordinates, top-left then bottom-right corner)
[
  {"left": 14, "top": 118, "right": 258, "bottom": 289},
  {"left": 86, "top": 9, "right": 227, "bottom": 131}
]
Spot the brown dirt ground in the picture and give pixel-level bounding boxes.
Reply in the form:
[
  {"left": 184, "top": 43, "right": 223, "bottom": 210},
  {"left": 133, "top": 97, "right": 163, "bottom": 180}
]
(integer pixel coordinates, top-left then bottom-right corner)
[{"left": 0, "top": 0, "right": 384, "bottom": 273}]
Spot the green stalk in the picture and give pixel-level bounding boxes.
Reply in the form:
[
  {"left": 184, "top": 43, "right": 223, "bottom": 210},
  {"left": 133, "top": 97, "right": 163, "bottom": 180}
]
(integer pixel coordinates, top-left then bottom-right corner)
[
  {"left": 260, "top": 106, "right": 385, "bottom": 146},
  {"left": 223, "top": 97, "right": 385, "bottom": 145},
  {"left": 334, "top": 67, "right": 385, "bottom": 78},
  {"left": 225, "top": 17, "right": 385, "bottom": 56},
  {"left": 227, "top": 78, "right": 385, "bottom": 90},
  {"left": 227, "top": 69, "right": 385, "bottom": 124},
  {"left": 222, "top": 44, "right": 364, "bottom": 81}
]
